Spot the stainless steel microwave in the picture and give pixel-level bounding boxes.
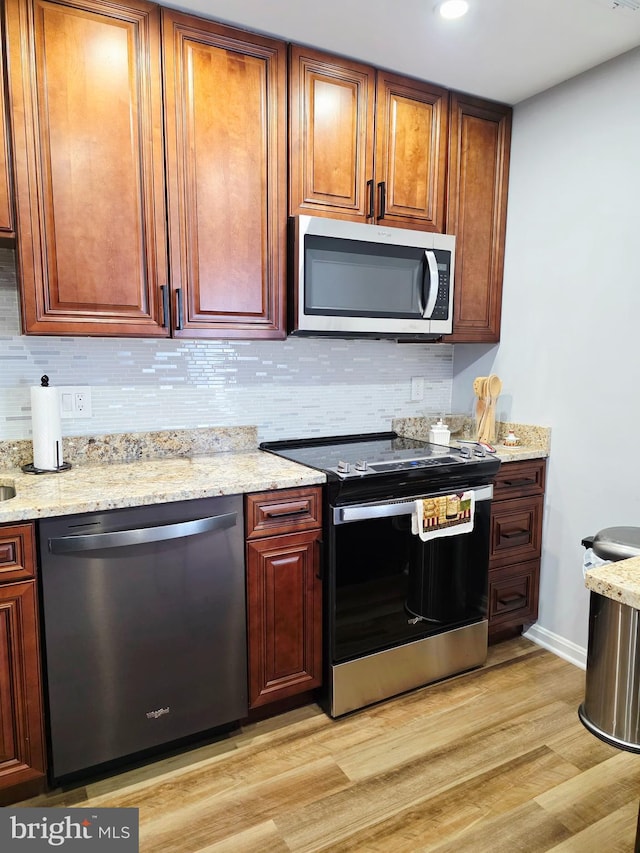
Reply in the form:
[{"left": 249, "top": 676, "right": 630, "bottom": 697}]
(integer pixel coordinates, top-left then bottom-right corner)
[{"left": 289, "top": 215, "right": 456, "bottom": 340}]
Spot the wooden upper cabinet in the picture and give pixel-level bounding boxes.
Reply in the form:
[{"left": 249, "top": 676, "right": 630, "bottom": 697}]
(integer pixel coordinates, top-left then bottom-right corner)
[
  {"left": 5, "top": 0, "right": 169, "bottom": 336},
  {"left": 447, "top": 93, "right": 512, "bottom": 343},
  {"left": 289, "top": 46, "right": 375, "bottom": 221},
  {"left": 374, "top": 72, "right": 447, "bottom": 232},
  {"left": 289, "top": 47, "right": 447, "bottom": 232},
  {"left": 0, "top": 39, "right": 14, "bottom": 237},
  {"left": 162, "top": 11, "right": 287, "bottom": 338}
]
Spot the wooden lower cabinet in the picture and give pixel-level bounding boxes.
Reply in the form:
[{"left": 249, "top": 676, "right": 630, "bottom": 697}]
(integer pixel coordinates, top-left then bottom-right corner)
[
  {"left": 0, "top": 523, "right": 46, "bottom": 804},
  {"left": 488, "top": 559, "right": 540, "bottom": 633},
  {"left": 488, "top": 459, "right": 546, "bottom": 641},
  {"left": 245, "top": 487, "right": 323, "bottom": 709}
]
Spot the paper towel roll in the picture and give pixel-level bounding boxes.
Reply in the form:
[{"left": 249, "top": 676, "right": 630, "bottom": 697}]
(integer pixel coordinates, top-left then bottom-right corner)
[{"left": 31, "top": 381, "right": 63, "bottom": 471}]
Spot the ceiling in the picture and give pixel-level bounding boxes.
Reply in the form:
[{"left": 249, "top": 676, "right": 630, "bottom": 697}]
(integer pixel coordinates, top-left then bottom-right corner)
[{"left": 167, "top": 0, "right": 640, "bottom": 104}]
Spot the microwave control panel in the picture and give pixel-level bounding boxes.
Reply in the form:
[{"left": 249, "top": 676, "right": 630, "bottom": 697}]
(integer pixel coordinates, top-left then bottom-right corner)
[{"left": 430, "top": 249, "right": 452, "bottom": 321}]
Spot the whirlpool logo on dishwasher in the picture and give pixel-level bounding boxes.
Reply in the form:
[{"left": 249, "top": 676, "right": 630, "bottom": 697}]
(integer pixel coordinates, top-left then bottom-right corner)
[
  {"left": 0, "top": 808, "right": 139, "bottom": 850},
  {"left": 146, "top": 706, "right": 170, "bottom": 719}
]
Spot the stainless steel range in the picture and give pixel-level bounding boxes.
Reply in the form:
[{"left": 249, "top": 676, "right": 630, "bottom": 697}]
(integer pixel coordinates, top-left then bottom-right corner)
[{"left": 261, "top": 432, "right": 501, "bottom": 717}]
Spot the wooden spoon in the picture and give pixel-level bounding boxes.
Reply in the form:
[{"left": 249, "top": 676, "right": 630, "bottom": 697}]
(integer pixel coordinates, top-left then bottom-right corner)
[
  {"left": 481, "top": 374, "right": 502, "bottom": 442},
  {"left": 473, "top": 376, "right": 486, "bottom": 398},
  {"left": 487, "top": 375, "right": 502, "bottom": 399},
  {"left": 473, "top": 376, "right": 487, "bottom": 436}
]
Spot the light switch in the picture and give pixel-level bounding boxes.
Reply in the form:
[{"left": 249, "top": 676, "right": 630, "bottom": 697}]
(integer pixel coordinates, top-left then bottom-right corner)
[{"left": 59, "top": 386, "right": 92, "bottom": 418}]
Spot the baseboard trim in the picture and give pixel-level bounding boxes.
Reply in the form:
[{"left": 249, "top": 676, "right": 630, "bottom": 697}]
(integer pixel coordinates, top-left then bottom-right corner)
[{"left": 523, "top": 623, "right": 587, "bottom": 670}]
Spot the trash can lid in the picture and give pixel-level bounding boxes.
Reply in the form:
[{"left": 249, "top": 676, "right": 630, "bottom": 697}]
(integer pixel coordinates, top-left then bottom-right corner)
[{"left": 592, "top": 526, "right": 640, "bottom": 561}]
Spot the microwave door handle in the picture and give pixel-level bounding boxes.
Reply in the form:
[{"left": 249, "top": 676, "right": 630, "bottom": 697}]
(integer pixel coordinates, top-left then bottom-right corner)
[{"left": 421, "top": 250, "right": 439, "bottom": 319}]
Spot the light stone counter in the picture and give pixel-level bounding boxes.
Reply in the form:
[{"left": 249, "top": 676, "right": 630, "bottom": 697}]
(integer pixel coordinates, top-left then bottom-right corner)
[
  {"left": 393, "top": 416, "right": 551, "bottom": 463},
  {"left": 0, "top": 426, "right": 326, "bottom": 524},
  {"left": 0, "top": 419, "right": 551, "bottom": 525},
  {"left": 584, "top": 557, "right": 640, "bottom": 610},
  {"left": 0, "top": 452, "right": 326, "bottom": 524}
]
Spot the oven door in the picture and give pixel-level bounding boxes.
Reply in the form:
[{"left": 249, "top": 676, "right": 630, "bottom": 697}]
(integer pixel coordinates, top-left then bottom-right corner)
[{"left": 329, "top": 484, "right": 493, "bottom": 664}]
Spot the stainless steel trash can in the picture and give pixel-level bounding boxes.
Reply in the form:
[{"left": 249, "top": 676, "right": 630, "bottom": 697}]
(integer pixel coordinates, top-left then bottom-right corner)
[{"left": 579, "top": 526, "right": 640, "bottom": 752}]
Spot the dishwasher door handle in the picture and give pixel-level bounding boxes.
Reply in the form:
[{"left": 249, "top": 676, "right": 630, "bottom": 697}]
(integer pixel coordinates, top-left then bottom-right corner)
[{"left": 48, "top": 512, "right": 238, "bottom": 554}]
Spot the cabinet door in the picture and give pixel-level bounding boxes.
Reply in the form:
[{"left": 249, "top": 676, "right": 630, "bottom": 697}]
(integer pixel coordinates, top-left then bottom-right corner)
[
  {"left": 488, "top": 560, "right": 540, "bottom": 634},
  {"left": 374, "top": 72, "right": 447, "bottom": 232},
  {"left": 246, "top": 530, "right": 322, "bottom": 708},
  {"left": 0, "top": 523, "right": 36, "bottom": 583},
  {"left": 289, "top": 45, "right": 375, "bottom": 221},
  {"left": 490, "top": 494, "right": 544, "bottom": 568},
  {"left": 0, "top": 581, "right": 46, "bottom": 803},
  {"left": 447, "top": 94, "right": 512, "bottom": 343},
  {"left": 6, "top": 0, "right": 168, "bottom": 336},
  {"left": 0, "top": 38, "right": 13, "bottom": 237},
  {"left": 163, "top": 11, "right": 287, "bottom": 339}
]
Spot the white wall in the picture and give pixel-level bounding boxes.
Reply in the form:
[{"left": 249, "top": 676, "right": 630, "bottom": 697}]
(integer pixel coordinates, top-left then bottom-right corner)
[{"left": 454, "top": 46, "right": 640, "bottom": 660}]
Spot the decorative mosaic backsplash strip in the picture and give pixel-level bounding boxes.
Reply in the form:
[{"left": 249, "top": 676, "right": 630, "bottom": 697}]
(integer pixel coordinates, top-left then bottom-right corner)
[{"left": 0, "top": 249, "right": 454, "bottom": 442}]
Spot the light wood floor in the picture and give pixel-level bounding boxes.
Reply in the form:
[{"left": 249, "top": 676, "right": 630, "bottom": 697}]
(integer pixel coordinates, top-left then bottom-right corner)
[{"left": 20, "top": 637, "right": 640, "bottom": 852}]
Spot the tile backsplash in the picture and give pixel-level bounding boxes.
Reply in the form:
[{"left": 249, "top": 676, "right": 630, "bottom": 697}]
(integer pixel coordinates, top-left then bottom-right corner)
[{"left": 0, "top": 249, "right": 454, "bottom": 442}]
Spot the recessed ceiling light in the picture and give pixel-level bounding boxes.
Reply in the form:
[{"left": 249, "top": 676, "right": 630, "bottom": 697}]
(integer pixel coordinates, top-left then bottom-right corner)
[{"left": 436, "top": 0, "right": 470, "bottom": 19}]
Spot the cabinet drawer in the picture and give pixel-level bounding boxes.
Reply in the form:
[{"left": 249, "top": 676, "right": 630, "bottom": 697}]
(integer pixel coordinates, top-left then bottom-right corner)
[
  {"left": 493, "top": 458, "right": 546, "bottom": 500},
  {"left": 245, "top": 487, "right": 322, "bottom": 539},
  {"left": 489, "top": 495, "right": 543, "bottom": 567},
  {"left": 0, "top": 524, "right": 36, "bottom": 583},
  {"left": 488, "top": 560, "right": 540, "bottom": 629}
]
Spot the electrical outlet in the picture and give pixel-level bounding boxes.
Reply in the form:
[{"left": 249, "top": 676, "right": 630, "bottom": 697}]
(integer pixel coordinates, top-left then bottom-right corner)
[
  {"left": 410, "top": 376, "right": 425, "bottom": 402},
  {"left": 59, "top": 386, "right": 92, "bottom": 419}
]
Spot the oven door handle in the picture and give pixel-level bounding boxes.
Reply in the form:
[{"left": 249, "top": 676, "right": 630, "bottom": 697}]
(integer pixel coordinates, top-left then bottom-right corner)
[{"left": 333, "top": 484, "right": 493, "bottom": 525}]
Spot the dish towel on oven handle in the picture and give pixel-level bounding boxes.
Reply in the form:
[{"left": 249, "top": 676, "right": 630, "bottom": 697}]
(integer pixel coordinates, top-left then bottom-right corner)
[{"left": 411, "top": 490, "right": 475, "bottom": 543}]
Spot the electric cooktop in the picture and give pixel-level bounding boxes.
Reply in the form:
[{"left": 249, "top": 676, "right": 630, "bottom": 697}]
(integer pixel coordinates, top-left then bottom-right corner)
[{"left": 260, "top": 432, "right": 501, "bottom": 502}]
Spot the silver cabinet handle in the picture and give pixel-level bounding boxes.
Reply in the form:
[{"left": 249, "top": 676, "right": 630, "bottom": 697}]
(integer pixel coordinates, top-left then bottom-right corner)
[{"left": 48, "top": 512, "right": 237, "bottom": 554}]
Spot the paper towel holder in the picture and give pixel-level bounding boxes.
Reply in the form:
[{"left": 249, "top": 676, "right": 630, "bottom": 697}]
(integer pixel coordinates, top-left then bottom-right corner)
[
  {"left": 22, "top": 461, "right": 72, "bottom": 475},
  {"left": 23, "top": 375, "right": 72, "bottom": 474}
]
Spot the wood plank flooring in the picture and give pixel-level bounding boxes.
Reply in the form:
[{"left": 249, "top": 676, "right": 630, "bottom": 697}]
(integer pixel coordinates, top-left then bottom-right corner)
[{"left": 18, "top": 638, "right": 640, "bottom": 851}]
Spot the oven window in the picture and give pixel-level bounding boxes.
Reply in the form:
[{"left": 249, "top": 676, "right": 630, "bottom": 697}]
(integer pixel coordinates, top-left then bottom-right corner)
[{"left": 331, "top": 507, "right": 490, "bottom": 663}]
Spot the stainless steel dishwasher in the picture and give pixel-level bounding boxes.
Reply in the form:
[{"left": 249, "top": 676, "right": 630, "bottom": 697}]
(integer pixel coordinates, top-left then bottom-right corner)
[{"left": 38, "top": 495, "right": 247, "bottom": 783}]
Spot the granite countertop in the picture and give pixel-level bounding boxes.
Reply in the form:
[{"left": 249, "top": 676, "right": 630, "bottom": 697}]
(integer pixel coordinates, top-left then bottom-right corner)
[
  {"left": 0, "top": 419, "right": 551, "bottom": 525},
  {"left": 393, "top": 417, "right": 551, "bottom": 463},
  {"left": 0, "top": 428, "right": 326, "bottom": 524},
  {"left": 584, "top": 557, "right": 640, "bottom": 610}
]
